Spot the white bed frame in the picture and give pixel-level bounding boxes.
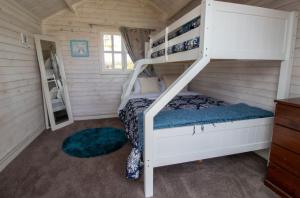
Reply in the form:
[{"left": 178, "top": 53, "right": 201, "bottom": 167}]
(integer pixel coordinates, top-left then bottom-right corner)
[{"left": 119, "top": 1, "right": 298, "bottom": 197}]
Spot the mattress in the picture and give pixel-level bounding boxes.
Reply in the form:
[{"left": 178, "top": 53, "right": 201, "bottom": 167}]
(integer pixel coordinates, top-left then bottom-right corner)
[{"left": 119, "top": 94, "right": 274, "bottom": 180}]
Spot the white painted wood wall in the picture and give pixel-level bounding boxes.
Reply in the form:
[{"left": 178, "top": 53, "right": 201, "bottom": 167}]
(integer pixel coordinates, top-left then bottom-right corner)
[
  {"left": 190, "top": 60, "right": 281, "bottom": 111},
  {"left": 154, "top": 63, "right": 186, "bottom": 77},
  {"left": 0, "top": 0, "right": 44, "bottom": 170},
  {"left": 42, "top": 0, "right": 167, "bottom": 120}
]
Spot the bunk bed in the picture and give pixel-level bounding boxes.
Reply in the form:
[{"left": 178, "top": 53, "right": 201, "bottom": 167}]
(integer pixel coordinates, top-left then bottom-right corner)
[{"left": 118, "top": 0, "right": 298, "bottom": 197}]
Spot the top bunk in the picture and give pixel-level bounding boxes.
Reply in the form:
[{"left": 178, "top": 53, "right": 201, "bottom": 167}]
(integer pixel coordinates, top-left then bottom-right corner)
[
  {"left": 147, "top": 0, "right": 298, "bottom": 63},
  {"left": 120, "top": 0, "right": 297, "bottom": 111}
]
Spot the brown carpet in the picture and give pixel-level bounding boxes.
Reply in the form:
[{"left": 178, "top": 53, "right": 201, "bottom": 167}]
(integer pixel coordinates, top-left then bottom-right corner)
[{"left": 0, "top": 118, "right": 277, "bottom": 198}]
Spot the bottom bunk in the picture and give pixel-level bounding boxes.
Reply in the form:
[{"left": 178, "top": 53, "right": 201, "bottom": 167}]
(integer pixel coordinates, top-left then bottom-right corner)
[
  {"left": 153, "top": 117, "right": 273, "bottom": 167},
  {"left": 119, "top": 93, "right": 274, "bottom": 179}
]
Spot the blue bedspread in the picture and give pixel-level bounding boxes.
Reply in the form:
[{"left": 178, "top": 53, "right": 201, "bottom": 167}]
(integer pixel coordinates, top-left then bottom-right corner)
[
  {"left": 137, "top": 103, "right": 274, "bottom": 151},
  {"left": 119, "top": 95, "right": 226, "bottom": 179},
  {"left": 141, "top": 103, "right": 273, "bottom": 130},
  {"left": 119, "top": 95, "right": 273, "bottom": 180}
]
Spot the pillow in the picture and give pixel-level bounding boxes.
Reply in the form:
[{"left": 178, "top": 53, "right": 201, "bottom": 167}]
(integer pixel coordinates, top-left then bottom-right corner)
[
  {"left": 158, "top": 79, "right": 166, "bottom": 92},
  {"left": 133, "top": 80, "right": 141, "bottom": 94},
  {"left": 162, "top": 75, "right": 188, "bottom": 91},
  {"left": 138, "top": 77, "right": 161, "bottom": 94}
]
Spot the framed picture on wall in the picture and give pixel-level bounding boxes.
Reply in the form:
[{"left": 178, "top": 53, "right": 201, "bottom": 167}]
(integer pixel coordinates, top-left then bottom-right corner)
[{"left": 70, "top": 40, "right": 89, "bottom": 57}]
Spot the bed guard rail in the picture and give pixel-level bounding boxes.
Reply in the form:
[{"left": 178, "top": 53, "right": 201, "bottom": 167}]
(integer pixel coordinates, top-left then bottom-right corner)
[{"left": 119, "top": 59, "right": 155, "bottom": 111}]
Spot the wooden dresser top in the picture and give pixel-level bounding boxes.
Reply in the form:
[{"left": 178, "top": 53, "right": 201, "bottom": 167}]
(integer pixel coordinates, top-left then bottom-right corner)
[{"left": 275, "top": 98, "right": 300, "bottom": 108}]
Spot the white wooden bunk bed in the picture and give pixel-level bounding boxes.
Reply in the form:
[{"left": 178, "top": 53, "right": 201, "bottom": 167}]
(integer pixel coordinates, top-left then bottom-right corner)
[{"left": 119, "top": 0, "right": 298, "bottom": 197}]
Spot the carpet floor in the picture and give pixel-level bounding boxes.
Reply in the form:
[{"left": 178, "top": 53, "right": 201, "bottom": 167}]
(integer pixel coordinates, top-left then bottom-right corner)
[{"left": 0, "top": 118, "right": 277, "bottom": 198}]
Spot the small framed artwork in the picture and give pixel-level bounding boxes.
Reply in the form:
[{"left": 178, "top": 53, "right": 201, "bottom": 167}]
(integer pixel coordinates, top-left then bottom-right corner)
[{"left": 70, "top": 40, "right": 89, "bottom": 57}]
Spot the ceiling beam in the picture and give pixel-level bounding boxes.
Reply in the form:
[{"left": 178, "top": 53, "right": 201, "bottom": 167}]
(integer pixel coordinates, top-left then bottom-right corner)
[{"left": 63, "top": 0, "right": 78, "bottom": 15}]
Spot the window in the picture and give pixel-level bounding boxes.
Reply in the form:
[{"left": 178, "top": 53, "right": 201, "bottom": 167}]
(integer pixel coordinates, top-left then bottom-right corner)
[{"left": 101, "top": 33, "right": 134, "bottom": 73}]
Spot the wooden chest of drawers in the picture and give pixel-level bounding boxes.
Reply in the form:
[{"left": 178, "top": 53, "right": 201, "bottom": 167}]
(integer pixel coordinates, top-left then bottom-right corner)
[{"left": 265, "top": 98, "right": 300, "bottom": 198}]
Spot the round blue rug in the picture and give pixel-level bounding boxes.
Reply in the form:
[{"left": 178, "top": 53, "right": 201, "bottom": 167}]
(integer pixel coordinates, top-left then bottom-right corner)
[{"left": 62, "top": 127, "right": 127, "bottom": 158}]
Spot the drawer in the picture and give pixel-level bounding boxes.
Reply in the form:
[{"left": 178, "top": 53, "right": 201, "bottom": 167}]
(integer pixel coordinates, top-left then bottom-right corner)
[
  {"left": 265, "top": 163, "right": 300, "bottom": 198},
  {"left": 269, "top": 144, "right": 300, "bottom": 177},
  {"left": 273, "top": 125, "right": 300, "bottom": 154},
  {"left": 275, "top": 103, "right": 300, "bottom": 131}
]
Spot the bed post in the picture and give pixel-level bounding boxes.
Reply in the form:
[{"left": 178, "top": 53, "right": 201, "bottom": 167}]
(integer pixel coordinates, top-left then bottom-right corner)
[
  {"left": 144, "top": 114, "right": 154, "bottom": 197},
  {"left": 143, "top": 57, "right": 210, "bottom": 197},
  {"left": 143, "top": 1, "right": 212, "bottom": 197},
  {"left": 277, "top": 12, "right": 298, "bottom": 99}
]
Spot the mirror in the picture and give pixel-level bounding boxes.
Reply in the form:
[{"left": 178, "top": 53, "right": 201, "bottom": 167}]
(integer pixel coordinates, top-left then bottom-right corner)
[{"left": 35, "top": 35, "right": 73, "bottom": 131}]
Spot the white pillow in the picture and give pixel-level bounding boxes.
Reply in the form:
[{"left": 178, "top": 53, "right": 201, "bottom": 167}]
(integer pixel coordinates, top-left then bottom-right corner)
[
  {"left": 133, "top": 80, "right": 141, "bottom": 94},
  {"left": 162, "top": 75, "right": 188, "bottom": 91},
  {"left": 138, "top": 77, "right": 161, "bottom": 94},
  {"left": 159, "top": 79, "right": 166, "bottom": 92}
]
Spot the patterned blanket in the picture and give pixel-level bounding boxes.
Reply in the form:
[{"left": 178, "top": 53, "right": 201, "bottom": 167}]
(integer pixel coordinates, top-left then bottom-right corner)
[{"left": 119, "top": 95, "right": 226, "bottom": 179}]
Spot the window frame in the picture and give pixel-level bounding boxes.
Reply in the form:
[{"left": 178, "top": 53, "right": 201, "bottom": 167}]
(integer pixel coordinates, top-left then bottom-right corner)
[{"left": 100, "top": 32, "right": 133, "bottom": 74}]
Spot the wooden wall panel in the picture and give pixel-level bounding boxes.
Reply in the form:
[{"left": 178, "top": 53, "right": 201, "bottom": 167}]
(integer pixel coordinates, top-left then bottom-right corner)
[
  {"left": 154, "top": 63, "right": 186, "bottom": 77},
  {"left": 190, "top": 60, "right": 280, "bottom": 111},
  {"left": 43, "top": 0, "right": 166, "bottom": 120},
  {"left": 0, "top": 0, "right": 43, "bottom": 171}
]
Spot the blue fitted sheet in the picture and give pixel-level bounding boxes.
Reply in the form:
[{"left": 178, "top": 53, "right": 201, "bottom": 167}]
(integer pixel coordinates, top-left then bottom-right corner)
[
  {"left": 137, "top": 103, "right": 273, "bottom": 150},
  {"left": 139, "top": 103, "right": 273, "bottom": 130}
]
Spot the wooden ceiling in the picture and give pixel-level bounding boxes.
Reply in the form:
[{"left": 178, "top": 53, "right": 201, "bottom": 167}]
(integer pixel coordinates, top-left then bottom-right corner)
[
  {"left": 14, "top": 0, "right": 193, "bottom": 20},
  {"left": 14, "top": 0, "right": 258, "bottom": 22},
  {"left": 151, "top": 0, "right": 194, "bottom": 19},
  {"left": 15, "top": 0, "right": 82, "bottom": 19}
]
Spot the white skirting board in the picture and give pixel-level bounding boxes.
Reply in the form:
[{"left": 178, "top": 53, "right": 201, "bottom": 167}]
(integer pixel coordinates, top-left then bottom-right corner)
[
  {"left": 0, "top": 127, "right": 45, "bottom": 172},
  {"left": 74, "top": 114, "right": 117, "bottom": 121}
]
